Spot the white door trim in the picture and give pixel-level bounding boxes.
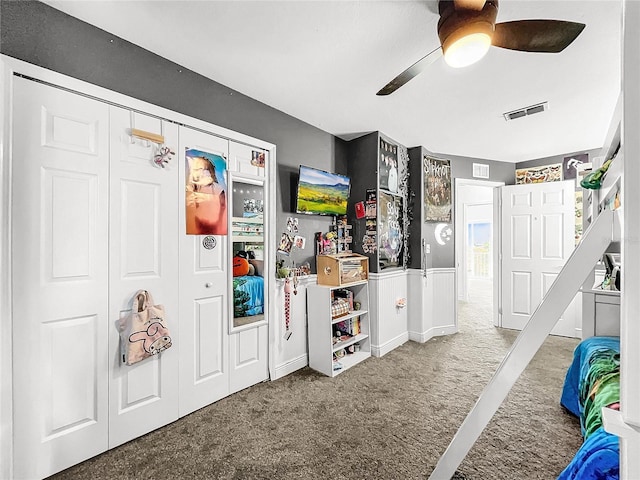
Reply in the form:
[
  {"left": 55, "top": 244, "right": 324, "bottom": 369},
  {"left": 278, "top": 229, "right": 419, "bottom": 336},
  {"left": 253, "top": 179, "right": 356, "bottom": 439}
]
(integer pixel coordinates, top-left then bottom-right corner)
[
  {"left": 0, "top": 55, "right": 14, "bottom": 480},
  {"left": 454, "top": 178, "right": 504, "bottom": 325}
]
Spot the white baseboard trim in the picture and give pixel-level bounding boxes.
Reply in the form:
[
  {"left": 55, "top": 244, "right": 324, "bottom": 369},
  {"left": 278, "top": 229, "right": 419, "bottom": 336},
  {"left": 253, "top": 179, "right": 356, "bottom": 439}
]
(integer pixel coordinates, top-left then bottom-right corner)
[
  {"left": 371, "top": 331, "right": 409, "bottom": 357},
  {"left": 408, "top": 324, "right": 457, "bottom": 343},
  {"left": 272, "top": 354, "right": 308, "bottom": 380}
]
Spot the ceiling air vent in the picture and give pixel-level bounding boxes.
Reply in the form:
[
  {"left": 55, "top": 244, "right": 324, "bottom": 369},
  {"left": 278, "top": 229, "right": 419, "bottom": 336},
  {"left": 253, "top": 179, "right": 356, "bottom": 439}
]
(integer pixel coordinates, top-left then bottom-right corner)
[
  {"left": 473, "top": 163, "right": 489, "bottom": 179},
  {"left": 504, "top": 102, "right": 548, "bottom": 121}
]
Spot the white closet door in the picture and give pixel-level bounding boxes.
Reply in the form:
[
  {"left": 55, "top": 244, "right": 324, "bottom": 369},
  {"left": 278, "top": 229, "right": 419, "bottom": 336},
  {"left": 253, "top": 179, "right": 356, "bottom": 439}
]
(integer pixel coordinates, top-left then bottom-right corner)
[
  {"left": 228, "top": 141, "right": 266, "bottom": 177},
  {"left": 11, "top": 77, "right": 110, "bottom": 478},
  {"left": 108, "top": 109, "right": 180, "bottom": 447},
  {"left": 179, "top": 127, "right": 231, "bottom": 416}
]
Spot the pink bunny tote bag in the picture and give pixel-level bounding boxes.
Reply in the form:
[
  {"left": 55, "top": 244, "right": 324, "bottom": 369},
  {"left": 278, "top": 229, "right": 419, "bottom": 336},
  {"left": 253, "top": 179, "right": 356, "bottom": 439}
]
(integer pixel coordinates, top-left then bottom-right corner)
[{"left": 119, "top": 290, "right": 172, "bottom": 365}]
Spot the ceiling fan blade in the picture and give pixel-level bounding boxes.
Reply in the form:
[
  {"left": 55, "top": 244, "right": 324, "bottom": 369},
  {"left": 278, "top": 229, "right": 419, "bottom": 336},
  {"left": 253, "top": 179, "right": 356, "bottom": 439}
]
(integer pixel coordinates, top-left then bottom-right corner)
[
  {"left": 492, "top": 20, "right": 586, "bottom": 53},
  {"left": 376, "top": 46, "right": 443, "bottom": 96}
]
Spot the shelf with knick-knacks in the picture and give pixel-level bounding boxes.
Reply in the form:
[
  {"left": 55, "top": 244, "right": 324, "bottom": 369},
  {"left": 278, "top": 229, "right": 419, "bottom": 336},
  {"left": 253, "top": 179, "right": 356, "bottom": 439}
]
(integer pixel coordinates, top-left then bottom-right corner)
[{"left": 307, "top": 280, "right": 371, "bottom": 377}]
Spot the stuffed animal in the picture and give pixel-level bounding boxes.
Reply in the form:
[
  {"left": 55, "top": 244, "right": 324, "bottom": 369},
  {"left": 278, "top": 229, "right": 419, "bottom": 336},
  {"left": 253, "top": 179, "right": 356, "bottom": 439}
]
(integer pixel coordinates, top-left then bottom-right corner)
[{"left": 233, "top": 256, "right": 250, "bottom": 276}]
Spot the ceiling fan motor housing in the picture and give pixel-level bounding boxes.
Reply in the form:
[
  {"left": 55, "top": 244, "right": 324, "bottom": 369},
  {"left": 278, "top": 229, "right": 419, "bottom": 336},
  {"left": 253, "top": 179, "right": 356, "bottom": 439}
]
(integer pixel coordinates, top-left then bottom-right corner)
[{"left": 438, "top": 0, "right": 498, "bottom": 53}]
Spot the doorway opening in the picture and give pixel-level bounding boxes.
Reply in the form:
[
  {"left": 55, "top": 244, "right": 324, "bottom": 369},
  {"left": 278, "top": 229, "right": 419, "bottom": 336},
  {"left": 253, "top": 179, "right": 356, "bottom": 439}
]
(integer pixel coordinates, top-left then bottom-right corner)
[{"left": 455, "top": 178, "right": 503, "bottom": 330}]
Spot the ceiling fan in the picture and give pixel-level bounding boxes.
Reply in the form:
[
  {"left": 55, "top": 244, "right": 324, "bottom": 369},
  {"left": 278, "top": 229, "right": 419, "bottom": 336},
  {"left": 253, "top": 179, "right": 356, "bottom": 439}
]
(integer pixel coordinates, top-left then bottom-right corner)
[{"left": 377, "top": 0, "right": 585, "bottom": 96}]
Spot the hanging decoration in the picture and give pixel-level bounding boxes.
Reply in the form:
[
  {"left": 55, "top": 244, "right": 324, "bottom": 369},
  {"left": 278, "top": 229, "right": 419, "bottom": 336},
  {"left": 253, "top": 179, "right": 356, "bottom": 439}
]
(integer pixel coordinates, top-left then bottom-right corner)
[
  {"left": 202, "top": 235, "right": 217, "bottom": 250},
  {"left": 154, "top": 145, "right": 174, "bottom": 168},
  {"left": 283, "top": 277, "right": 292, "bottom": 340},
  {"left": 398, "top": 146, "right": 414, "bottom": 269}
]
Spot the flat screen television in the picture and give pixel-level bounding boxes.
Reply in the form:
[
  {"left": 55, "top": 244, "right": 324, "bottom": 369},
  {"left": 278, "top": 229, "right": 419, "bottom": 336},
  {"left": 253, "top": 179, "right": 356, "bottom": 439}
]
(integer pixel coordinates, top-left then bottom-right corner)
[{"left": 296, "top": 165, "right": 351, "bottom": 216}]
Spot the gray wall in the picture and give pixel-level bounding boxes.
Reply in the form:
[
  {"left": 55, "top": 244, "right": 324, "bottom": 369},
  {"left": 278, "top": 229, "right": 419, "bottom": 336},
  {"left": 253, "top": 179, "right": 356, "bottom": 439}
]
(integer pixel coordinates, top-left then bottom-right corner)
[{"left": 0, "top": 0, "right": 347, "bottom": 273}]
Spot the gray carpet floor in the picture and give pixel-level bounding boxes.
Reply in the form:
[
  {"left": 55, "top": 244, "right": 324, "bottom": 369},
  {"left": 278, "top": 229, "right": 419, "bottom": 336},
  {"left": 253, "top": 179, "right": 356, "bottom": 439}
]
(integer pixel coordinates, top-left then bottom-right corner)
[{"left": 51, "top": 278, "right": 582, "bottom": 479}]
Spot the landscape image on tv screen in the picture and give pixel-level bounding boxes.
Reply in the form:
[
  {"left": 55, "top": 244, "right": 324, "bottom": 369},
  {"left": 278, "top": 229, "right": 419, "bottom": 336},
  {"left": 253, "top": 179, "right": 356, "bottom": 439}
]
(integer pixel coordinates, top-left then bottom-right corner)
[{"left": 296, "top": 165, "right": 350, "bottom": 216}]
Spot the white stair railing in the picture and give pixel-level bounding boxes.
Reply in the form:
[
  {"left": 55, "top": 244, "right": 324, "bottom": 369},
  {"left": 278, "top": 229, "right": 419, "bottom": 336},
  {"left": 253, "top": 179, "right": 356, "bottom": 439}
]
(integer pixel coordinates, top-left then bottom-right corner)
[{"left": 430, "top": 207, "right": 616, "bottom": 479}]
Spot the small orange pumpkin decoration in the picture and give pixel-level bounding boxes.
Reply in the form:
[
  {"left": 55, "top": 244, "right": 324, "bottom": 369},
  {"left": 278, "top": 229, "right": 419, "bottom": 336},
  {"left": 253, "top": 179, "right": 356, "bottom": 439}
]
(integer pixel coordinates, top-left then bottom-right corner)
[{"left": 233, "top": 256, "right": 250, "bottom": 277}]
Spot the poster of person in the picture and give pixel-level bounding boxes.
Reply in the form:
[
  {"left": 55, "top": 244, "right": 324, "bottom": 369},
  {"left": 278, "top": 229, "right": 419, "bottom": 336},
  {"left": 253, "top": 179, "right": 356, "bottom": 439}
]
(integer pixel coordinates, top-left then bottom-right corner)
[
  {"left": 365, "top": 188, "right": 377, "bottom": 219},
  {"left": 378, "top": 191, "right": 402, "bottom": 269},
  {"left": 278, "top": 232, "right": 294, "bottom": 255},
  {"left": 379, "top": 138, "right": 398, "bottom": 192},
  {"left": 423, "top": 156, "right": 452, "bottom": 223},
  {"left": 562, "top": 153, "right": 588, "bottom": 180},
  {"left": 185, "top": 148, "right": 228, "bottom": 235},
  {"left": 515, "top": 163, "right": 562, "bottom": 184},
  {"left": 251, "top": 150, "right": 266, "bottom": 168},
  {"left": 286, "top": 216, "right": 299, "bottom": 233},
  {"left": 294, "top": 235, "right": 306, "bottom": 249}
]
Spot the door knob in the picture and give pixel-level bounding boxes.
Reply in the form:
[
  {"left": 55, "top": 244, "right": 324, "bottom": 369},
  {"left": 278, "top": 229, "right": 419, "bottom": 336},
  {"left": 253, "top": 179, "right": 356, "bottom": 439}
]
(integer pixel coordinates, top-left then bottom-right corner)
[{"left": 205, "top": 282, "right": 213, "bottom": 288}]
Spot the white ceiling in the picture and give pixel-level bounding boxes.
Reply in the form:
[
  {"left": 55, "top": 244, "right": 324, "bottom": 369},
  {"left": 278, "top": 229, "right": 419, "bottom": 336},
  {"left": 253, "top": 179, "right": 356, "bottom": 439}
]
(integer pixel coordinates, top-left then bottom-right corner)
[{"left": 45, "top": 0, "right": 622, "bottom": 163}]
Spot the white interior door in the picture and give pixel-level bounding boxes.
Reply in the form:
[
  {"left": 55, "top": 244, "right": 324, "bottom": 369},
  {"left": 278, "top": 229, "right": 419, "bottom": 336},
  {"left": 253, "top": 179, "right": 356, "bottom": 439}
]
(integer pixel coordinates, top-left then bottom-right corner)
[
  {"left": 108, "top": 109, "right": 180, "bottom": 447},
  {"left": 500, "top": 180, "right": 577, "bottom": 336},
  {"left": 178, "top": 127, "right": 231, "bottom": 416},
  {"left": 11, "top": 77, "right": 110, "bottom": 478}
]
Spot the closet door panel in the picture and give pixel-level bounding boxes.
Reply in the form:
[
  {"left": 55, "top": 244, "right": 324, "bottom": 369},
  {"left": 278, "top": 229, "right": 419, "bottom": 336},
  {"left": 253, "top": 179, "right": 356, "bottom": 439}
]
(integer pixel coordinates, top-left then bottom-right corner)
[
  {"left": 108, "top": 108, "right": 179, "bottom": 448},
  {"left": 179, "top": 127, "right": 231, "bottom": 417},
  {"left": 229, "top": 324, "right": 269, "bottom": 394},
  {"left": 11, "top": 77, "right": 110, "bottom": 479},
  {"left": 228, "top": 141, "right": 266, "bottom": 176}
]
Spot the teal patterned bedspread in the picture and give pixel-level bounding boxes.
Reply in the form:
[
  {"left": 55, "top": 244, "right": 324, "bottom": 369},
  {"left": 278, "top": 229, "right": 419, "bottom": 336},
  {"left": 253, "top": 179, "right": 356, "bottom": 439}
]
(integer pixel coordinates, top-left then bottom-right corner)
[{"left": 558, "top": 336, "right": 620, "bottom": 480}]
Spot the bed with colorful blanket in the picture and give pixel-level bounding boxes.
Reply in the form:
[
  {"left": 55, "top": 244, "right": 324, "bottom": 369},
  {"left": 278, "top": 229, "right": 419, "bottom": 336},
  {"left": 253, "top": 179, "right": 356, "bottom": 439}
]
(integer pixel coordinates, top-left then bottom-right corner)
[
  {"left": 233, "top": 275, "right": 264, "bottom": 318},
  {"left": 559, "top": 336, "right": 620, "bottom": 480}
]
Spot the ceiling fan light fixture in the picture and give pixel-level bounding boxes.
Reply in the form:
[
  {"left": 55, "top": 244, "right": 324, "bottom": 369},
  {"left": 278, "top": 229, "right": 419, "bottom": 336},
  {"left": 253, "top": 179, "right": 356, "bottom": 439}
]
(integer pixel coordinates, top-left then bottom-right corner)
[
  {"left": 438, "top": 0, "right": 498, "bottom": 68},
  {"left": 443, "top": 28, "right": 492, "bottom": 68}
]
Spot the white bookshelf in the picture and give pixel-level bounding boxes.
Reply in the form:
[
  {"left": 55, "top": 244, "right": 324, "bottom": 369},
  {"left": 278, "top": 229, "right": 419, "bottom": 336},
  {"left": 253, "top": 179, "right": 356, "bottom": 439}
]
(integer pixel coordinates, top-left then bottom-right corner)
[{"left": 307, "top": 281, "right": 371, "bottom": 377}]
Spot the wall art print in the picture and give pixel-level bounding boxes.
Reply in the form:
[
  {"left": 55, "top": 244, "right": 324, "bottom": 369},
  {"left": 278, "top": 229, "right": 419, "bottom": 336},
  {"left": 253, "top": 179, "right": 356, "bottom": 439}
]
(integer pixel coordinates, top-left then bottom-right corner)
[
  {"left": 251, "top": 150, "right": 266, "bottom": 168},
  {"left": 185, "top": 148, "right": 228, "bottom": 235},
  {"left": 424, "top": 156, "right": 452, "bottom": 223},
  {"left": 379, "top": 138, "right": 398, "bottom": 193},
  {"left": 562, "top": 153, "right": 589, "bottom": 180},
  {"left": 515, "top": 163, "right": 562, "bottom": 184},
  {"left": 278, "top": 232, "right": 294, "bottom": 255},
  {"left": 378, "top": 191, "right": 402, "bottom": 269}
]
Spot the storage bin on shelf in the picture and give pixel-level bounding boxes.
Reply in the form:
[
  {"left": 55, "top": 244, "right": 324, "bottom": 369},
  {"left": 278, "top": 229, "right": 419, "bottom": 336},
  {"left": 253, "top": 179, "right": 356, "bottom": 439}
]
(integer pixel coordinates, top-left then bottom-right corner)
[{"left": 316, "top": 253, "right": 369, "bottom": 286}]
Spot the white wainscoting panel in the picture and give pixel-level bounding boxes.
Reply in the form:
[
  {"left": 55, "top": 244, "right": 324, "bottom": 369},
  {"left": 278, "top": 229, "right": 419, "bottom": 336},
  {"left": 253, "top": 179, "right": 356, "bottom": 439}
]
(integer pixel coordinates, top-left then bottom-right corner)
[
  {"left": 407, "top": 268, "right": 457, "bottom": 343},
  {"left": 272, "top": 276, "right": 314, "bottom": 379},
  {"left": 369, "top": 271, "right": 409, "bottom": 357}
]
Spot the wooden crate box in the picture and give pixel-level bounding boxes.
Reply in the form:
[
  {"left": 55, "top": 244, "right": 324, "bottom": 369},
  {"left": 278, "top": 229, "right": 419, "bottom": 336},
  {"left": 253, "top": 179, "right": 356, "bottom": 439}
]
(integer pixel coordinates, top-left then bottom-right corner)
[{"left": 316, "top": 253, "right": 369, "bottom": 286}]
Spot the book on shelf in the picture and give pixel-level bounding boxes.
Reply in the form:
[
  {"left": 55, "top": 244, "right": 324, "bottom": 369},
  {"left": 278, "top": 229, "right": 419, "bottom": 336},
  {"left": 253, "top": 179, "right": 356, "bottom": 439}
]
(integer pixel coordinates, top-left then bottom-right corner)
[
  {"left": 334, "top": 289, "right": 354, "bottom": 311},
  {"left": 334, "top": 316, "right": 360, "bottom": 337}
]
